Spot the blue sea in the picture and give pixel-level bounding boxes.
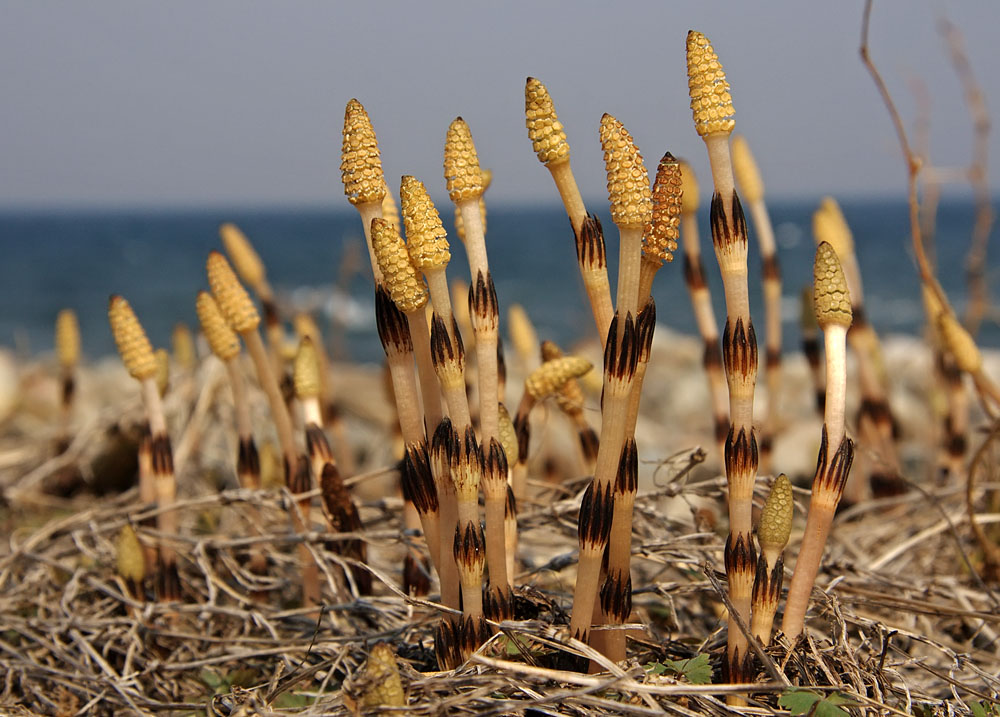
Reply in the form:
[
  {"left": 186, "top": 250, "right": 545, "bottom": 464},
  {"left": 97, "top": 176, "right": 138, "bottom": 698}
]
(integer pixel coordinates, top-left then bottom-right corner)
[{"left": 0, "top": 198, "right": 997, "bottom": 364}]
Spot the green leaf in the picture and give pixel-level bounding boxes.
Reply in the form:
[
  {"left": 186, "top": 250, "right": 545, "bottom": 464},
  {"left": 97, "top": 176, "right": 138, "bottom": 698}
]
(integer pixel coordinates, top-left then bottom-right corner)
[
  {"left": 660, "top": 654, "right": 712, "bottom": 685},
  {"left": 779, "top": 689, "right": 854, "bottom": 717},
  {"left": 779, "top": 689, "right": 822, "bottom": 715},
  {"left": 970, "top": 703, "right": 987, "bottom": 717}
]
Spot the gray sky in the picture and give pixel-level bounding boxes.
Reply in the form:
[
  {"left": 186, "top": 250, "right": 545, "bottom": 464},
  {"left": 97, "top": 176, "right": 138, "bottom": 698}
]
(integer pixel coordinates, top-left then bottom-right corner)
[{"left": 2, "top": 0, "right": 998, "bottom": 209}]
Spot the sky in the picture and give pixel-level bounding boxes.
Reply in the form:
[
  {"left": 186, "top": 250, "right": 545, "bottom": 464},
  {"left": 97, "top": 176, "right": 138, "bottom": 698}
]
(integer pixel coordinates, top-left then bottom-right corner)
[{"left": 2, "top": 1, "right": 999, "bottom": 209}]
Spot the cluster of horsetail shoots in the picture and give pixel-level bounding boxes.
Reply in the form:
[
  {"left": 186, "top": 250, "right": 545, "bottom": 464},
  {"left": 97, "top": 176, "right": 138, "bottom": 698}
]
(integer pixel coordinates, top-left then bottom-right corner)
[
  {"left": 206, "top": 251, "right": 319, "bottom": 605},
  {"left": 732, "top": 135, "right": 783, "bottom": 473},
  {"left": 782, "top": 243, "right": 856, "bottom": 641},
  {"left": 109, "top": 295, "right": 181, "bottom": 602},
  {"left": 54, "top": 308, "right": 80, "bottom": 453},
  {"left": 687, "top": 30, "right": 757, "bottom": 693},
  {"left": 814, "top": 198, "right": 902, "bottom": 499},
  {"left": 677, "top": 160, "right": 729, "bottom": 460},
  {"left": 526, "top": 78, "right": 613, "bottom": 343}
]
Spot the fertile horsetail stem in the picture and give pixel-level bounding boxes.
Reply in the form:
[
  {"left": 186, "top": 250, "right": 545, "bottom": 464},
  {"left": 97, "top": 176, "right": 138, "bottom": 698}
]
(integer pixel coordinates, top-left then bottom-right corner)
[
  {"left": 782, "top": 243, "right": 856, "bottom": 641},
  {"left": 525, "top": 78, "right": 612, "bottom": 342},
  {"left": 109, "top": 295, "right": 181, "bottom": 602},
  {"left": 751, "top": 474, "right": 792, "bottom": 644},
  {"left": 688, "top": 30, "right": 756, "bottom": 695}
]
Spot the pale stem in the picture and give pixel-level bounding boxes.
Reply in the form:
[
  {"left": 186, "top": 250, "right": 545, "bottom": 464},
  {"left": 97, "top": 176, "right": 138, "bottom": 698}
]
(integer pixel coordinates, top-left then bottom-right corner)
[
  {"left": 425, "top": 268, "right": 455, "bottom": 329},
  {"left": 407, "top": 311, "right": 443, "bottom": 429},
  {"left": 142, "top": 379, "right": 167, "bottom": 437},
  {"left": 781, "top": 498, "right": 836, "bottom": 641},
  {"left": 459, "top": 199, "right": 490, "bottom": 277},
  {"left": 583, "top": 270, "right": 615, "bottom": 348},
  {"left": 547, "top": 160, "right": 587, "bottom": 237},
  {"left": 384, "top": 350, "right": 426, "bottom": 447},
  {"left": 637, "top": 258, "right": 659, "bottom": 310},
  {"left": 438, "top": 483, "right": 461, "bottom": 610},
  {"left": 568, "top": 544, "right": 606, "bottom": 639},
  {"left": 484, "top": 486, "right": 510, "bottom": 589},
  {"left": 476, "top": 334, "right": 501, "bottom": 446},
  {"left": 224, "top": 358, "right": 253, "bottom": 441},
  {"left": 704, "top": 134, "right": 736, "bottom": 219},
  {"left": 615, "top": 227, "right": 644, "bottom": 335},
  {"left": 243, "top": 329, "right": 298, "bottom": 463},
  {"left": 823, "top": 325, "right": 848, "bottom": 457},
  {"left": 302, "top": 396, "right": 323, "bottom": 429}
]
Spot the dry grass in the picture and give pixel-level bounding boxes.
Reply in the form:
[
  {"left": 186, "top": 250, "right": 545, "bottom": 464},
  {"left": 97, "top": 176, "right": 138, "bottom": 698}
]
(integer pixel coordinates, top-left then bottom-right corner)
[{"left": 2, "top": 354, "right": 999, "bottom": 714}]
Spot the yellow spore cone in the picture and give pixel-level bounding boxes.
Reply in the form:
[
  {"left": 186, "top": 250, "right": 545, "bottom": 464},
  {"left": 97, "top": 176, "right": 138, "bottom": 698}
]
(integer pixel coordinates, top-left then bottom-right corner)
[
  {"left": 55, "top": 308, "right": 80, "bottom": 369},
  {"left": 600, "top": 114, "right": 652, "bottom": 230},
  {"left": 371, "top": 218, "right": 428, "bottom": 313},
  {"left": 678, "top": 159, "right": 700, "bottom": 214},
  {"left": 644, "top": 152, "right": 682, "bottom": 263},
  {"left": 525, "top": 77, "right": 570, "bottom": 165},
  {"left": 400, "top": 175, "right": 451, "bottom": 271},
  {"left": 341, "top": 99, "right": 386, "bottom": 207},
  {"left": 686, "top": 30, "right": 736, "bottom": 137},
  {"left": 207, "top": 251, "right": 260, "bottom": 333},
  {"left": 219, "top": 223, "right": 265, "bottom": 290},
  {"left": 294, "top": 337, "right": 322, "bottom": 401},
  {"left": 444, "top": 117, "right": 484, "bottom": 202},
  {"left": 498, "top": 404, "right": 519, "bottom": 466},
  {"left": 813, "top": 242, "right": 853, "bottom": 328},
  {"left": 196, "top": 291, "right": 241, "bottom": 361},
  {"left": 731, "top": 135, "right": 764, "bottom": 203},
  {"left": 358, "top": 643, "right": 406, "bottom": 709},
  {"left": 108, "top": 295, "right": 157, "bottom": 381},
  {"left": 525, "top": 356, "right": 593, "bottom": 401},
  {"left": 116, "top": 524, "right": 146, "bottom": 586},
  {"left": 813, "top": 197, "right": 855, "bottom": 258},
  {"left": 758, "top": 474, "right": 793, "bottom": 557}
]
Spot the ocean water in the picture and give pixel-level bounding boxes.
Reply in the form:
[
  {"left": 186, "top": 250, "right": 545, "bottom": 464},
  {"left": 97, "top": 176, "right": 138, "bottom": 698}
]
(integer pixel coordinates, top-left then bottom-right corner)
[{"left": 0, "top": 198, "right": 997, "bottom": 365}]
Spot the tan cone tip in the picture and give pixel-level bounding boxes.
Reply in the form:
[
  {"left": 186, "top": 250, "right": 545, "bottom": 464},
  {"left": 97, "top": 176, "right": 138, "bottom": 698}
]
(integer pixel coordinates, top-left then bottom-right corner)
[
  {"left": 508, "top": 303, "right": 539, "bottom": 363},
  {"left": 939, "top": 313, "right": 982, "bottom": 373},
  {"left": 341, "top": 98, "right": 386, "bottom": 206},
  {"left": 400, "top": 175, "right": 451, "bottom": 270},
  {"left": 294, "top": 336, "right": 322, "bottom": 400},
  {"left": 525, "top": 77, "right": 570, "bottom": 166},
  {"left": 687, "top": 30, "right": 735, "bottom": 137},
  {"left": 758, "top": 473, "right": 793, "bottom": 554},
  {"left": 116, "top": 524, "right": 146, "bottom": 585},
  {"left": 813, "top": 197, "right": 855, "bottom": 258},
  {"left": 154, "top": 348, "right": 169, "bottom": 398},
  {"left": 813, "top": 242, "right": 852, "bottom": 327},
  {"left": 678, "top": 159, "right": 700, "bottom": 214},
  {"left": 600, "top": 113, "right": 652, "bottom": 230},
  {"left": 172, "top": 323, "right": 197, "bottom": 370},
  {"left": 109, "top": 295, "right": 157, "bottom": 381},
  {"left": 498, "top": 403, "right": 519, "bottom": 466},
  {"left": 55, "top": 308, "right": 80, "bottom": 369},
  {"left": 731, "top": 135, "right": 764, "bottom": 203},
  {"left": 444, "top": 117, "right": 484, "bottom": 202},
  {"left": 359, "top": 643, "right": 406, "bottom": 709},
  {"left": 371, "top": 218, "right": 428, "bottom": 313},
  {"left": 525, "top": 356, "right": 593, "bottom": 401},
  {"left": 644, "top": 152, "right": 682, "bottom": 263},
  {"left": 219, "top": 223, "right": 265, "bottom": 290},
  {"left": 207, "top": 251, "right": 260, "bottom": 333},
  {"left": 196, "top": 290, "right": 241, "bottom": 361}
]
